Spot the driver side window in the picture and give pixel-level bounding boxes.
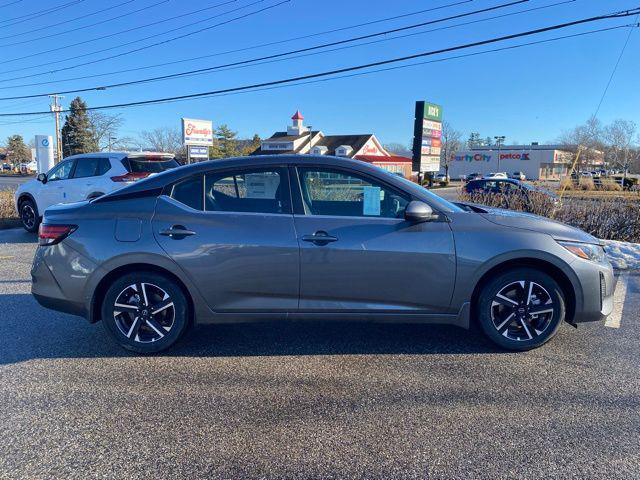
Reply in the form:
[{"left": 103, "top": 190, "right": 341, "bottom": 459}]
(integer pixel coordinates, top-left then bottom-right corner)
[
  {"left": 47, "top": 160, "right": 73, "bottom": 182},
  {"left": 298, "top": 167, "right": 409, "bottom": 218}
]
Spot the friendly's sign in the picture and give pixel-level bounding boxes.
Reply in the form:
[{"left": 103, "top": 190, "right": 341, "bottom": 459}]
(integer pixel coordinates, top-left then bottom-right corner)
[
  {"left": 412, "top": 101, "right": 443, "bottom": 173},
  {"left": 182, "top": 118, "right": 213, "bottom": 146}
]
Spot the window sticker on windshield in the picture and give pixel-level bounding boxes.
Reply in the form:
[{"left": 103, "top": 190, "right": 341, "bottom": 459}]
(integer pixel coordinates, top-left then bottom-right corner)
[{"left": 363, "top": 186, "right": 381, "bottom": 216}]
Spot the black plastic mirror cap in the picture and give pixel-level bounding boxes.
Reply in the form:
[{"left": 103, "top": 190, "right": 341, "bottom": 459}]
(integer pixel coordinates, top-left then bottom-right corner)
[
  {"left": 405, "top": 200, "right": 435, "bottom": 223},
  {"left": 37, "top": 173, "right": 47, "bottom": 184}
]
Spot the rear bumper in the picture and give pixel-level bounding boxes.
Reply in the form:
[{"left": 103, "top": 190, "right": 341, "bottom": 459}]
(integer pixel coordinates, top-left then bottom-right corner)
[
  {"left": 31, "top": 243, "right": 94, "bottom": 320},
  {"left": 572, "top": 258, "right": 614, "bottom": 323}
]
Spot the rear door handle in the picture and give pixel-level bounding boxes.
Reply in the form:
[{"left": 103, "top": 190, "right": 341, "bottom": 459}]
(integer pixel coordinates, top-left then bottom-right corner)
[
  {"left": 159, "top": 225, "right": 196, "bottom": 239},
  {"left": 302, "top": 230, "right": 338, "bottom": 246}
]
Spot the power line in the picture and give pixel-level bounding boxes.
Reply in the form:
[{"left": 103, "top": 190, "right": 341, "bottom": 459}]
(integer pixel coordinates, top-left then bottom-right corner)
[
  {"left": 145, "top": 25, "right": 633, "bottom": 108},
  {"left": 1, "top": 9, "right": 637, "bottom": 117},
  {"left": 0, "top": 0, "right": 287, "bottom": 75},
  {"left": 0, "top": 0, "right": 23, "bottom": 9},
  {"left": 0, "top": 0, "right": 573, "bottom": 100},
  {"left": 0, "top": 0, "right": 474, "bottom": 87},
  {"left": 0, "top": 0, "right": 167, "bottom": 43},
  {"left": 0, "top": 0, "right": 238, "bottom": 53},
  {"left": 0, "top": 0, "right": 84, "bottom": 28},
  {"left": 0, "top": 0, "right": 526, "bottom": 93},
  {"left": 593, "top": 13, "right": 639, "bottom": 117}
]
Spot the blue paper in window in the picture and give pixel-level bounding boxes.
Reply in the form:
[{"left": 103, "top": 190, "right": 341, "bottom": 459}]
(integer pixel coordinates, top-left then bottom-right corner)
[{"left": 363, "top": 186, "right": 381, "bottom": 216}]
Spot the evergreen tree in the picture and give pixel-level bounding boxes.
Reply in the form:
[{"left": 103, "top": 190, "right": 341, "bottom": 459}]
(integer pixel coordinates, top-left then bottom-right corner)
[
  {"left": 61, "top": 97, "right": 98, "bottom": 157},
  {"left": 242, "top": 133, "right": 261, "bottom": 155},
  {"left": 5, "top": 134, "right": 31, "bottom": 164},
  {"left": 216, "top": 124, "right": 239, "bottom": 158}
]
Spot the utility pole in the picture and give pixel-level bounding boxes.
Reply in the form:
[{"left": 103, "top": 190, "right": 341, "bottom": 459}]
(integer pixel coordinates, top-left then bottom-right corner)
[
  {"left": 49, "top": 95, "right": 63, "bottom": 163},
  {"left": 494, "top": 135, "right": 506, "bottom": 172}
]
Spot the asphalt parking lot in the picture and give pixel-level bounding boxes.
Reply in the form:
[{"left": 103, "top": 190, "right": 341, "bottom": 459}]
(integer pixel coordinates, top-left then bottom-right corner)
[{"left": 1, "top": 228, "right": 639, "bottom": 479}]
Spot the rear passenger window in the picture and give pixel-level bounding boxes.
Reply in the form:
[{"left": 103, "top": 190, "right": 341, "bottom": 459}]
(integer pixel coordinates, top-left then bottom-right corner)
[
  {"left": 171, "top": 176, "right": 203, "bottom": 211},
  {"left": 72, "top": 158, "right": 100, "bottom": 178},
  {"left": 205, "top": 168, "right": 289, "bottom": 214}
]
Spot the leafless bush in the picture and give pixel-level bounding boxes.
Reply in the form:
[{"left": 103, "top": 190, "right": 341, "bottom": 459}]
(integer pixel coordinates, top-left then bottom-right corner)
[
  {"left": 459, "top": 190, "right": 640, "bottom": 242},
  {"left": 0, "top": 190, "right": 17, "bottom": 220},
  {"left": 579, "top": 177, "right": 595, "bottom": 190},
  {"left": 599, "top": 178, "right": 623, "bottom": 191}
]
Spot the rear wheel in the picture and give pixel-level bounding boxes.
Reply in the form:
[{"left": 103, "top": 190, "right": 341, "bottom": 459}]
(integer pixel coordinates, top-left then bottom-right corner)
[
  {"left": 19, "top": 198, "right": 39, "bottom": 233},
  {"left": 101, "top": 272, "right": 190, "bottom": 353},
  {"left": 477, "top": 268, "right": 565, "bottom": 351}
]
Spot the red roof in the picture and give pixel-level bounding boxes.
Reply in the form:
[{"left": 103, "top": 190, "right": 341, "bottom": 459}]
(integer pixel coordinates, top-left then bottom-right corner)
[
  {"left": 291, "top": 110, "right": 304, "bottom": 120},
  {"left": 355, "top": 154, "right": 412, "bottom": 163}
]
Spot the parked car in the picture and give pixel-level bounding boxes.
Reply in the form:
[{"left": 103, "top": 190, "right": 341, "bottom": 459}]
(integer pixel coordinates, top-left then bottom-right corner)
[
  {"left": 32, "top": 155, "right": 613, "bottom": 353},
  {"left": 465, "top": 172, "right": 483, "bottom": 181},
  {"left": 1, "top": 162, "right": 11, "bottom": 171},
  {"left": 15, "top": 152, "right": 179, "bottom": 232},
  {"left": 484, "top": 172, "right": 508, "bottom": 179},
  {"left": 435, "top": 173, "right": 450, "bottom": 185},
  {"left": 464, "top": 178, "right": 559, "bottom": 205},
  {"left": 510, "top": 171, "right": 526, "bottom": 181}
]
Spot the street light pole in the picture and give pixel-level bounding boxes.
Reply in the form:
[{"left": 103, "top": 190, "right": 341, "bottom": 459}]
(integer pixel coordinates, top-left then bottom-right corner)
[{"left": 494, "top": 135, "right": 506, "bottom": 172}]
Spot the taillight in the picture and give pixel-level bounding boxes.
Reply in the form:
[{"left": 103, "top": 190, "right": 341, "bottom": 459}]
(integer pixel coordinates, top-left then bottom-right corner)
[
  {"left": 38, "top": 224, "right": 77, "bottom": 246},
  {"left": 110, "top": 172, "right": 150, "bottom": 182}
]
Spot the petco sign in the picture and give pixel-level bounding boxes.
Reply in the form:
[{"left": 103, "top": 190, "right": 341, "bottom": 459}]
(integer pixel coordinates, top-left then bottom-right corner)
[
  {"left": 500, "top": 152, "right": 530, "bottom": 160},
  {"left": 182, "top": 118, "right": 213, "bottom": 146}
]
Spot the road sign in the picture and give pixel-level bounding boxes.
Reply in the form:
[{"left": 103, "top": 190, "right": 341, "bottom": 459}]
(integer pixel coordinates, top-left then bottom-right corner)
[{"left": 412, "top": 101, "right": 443, "bottom": 173}]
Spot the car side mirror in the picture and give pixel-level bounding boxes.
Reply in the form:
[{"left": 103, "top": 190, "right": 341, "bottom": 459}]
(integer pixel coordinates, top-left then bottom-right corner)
[
  {"left": 37, "top": 173, "right": 47, "bottom": 184},
  {"left": 404, "top": 201, "right": 436, "bottom": 223}
]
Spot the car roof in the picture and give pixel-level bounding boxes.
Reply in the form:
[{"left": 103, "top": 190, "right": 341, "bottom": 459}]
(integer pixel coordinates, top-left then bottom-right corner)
[
  {"left": 62, "top": 151, "right": 174, "bottom": 160},
  {"left": 97, "top": 154, "right": 460, "bottom": 212}
]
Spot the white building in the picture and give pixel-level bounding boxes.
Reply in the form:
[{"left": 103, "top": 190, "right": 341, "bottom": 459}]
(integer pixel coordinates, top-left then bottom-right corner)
[{"left": 446, "top": 144, "right": 603, "bottom": 180}]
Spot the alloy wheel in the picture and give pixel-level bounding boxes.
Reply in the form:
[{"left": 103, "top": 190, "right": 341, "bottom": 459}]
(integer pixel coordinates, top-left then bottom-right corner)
[
  {"left": 21, "top": 203, "right": 36, "bottom": 230},
  {"left": 113, "top": 283, "right": 175, "bottom": 343},
  {"left": 490, "top": 280, "right": 554, "bottom": 341}
]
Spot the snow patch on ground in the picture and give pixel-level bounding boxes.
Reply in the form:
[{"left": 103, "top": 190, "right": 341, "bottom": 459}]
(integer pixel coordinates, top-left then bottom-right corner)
[{"left": 603, "top": 240, "right": 640, "bottom": 270}]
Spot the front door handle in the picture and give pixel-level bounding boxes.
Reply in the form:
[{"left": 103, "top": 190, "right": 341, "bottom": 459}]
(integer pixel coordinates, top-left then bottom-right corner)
[
  {"left": 159, "top": 225, "right": 196, "bottom": 239},
  {"left": 302, "top": 230, "right": 338, "bottom": 246}
]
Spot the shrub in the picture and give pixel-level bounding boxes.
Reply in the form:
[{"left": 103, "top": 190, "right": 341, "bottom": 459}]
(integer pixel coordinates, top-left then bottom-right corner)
[
  {"left": 559, "top": 177, "right": 574, "bottom": 191},
  {"left": 459, "top": 190, "right": 640, "bottom": 243},
  {"left": 0, "top": 190, "right": 17, "bottom": 220},
  {"left": 599, "top": 178, "right": 623, "bottom": 191},
  {"left": 578, "top": 177, "right": 595, "bottom": 190}
]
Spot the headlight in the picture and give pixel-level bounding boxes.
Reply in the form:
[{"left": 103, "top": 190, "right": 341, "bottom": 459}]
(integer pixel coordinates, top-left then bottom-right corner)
[{"left": 557, "top": 240, "right": 605, "bottom": 262}]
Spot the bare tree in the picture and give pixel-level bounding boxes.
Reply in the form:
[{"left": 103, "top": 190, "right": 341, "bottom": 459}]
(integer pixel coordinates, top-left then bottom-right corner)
[
  {"left": 139, "top": 127, "right": 185, "bottom": 155},
  {"left": 88, "top": 111, "right": 123, "bottom": 151},
  {"left": 604, "top": 119, "right": 637, "bottom": 174},
  {"left": 557, "top": 116, "right": 605, "bottom": 170},
  {"left": 383, "top": 142, "right": 412, "bottom": 157},
  {"left": 440, "top": 121, "right": 462, "bottom": 178}
]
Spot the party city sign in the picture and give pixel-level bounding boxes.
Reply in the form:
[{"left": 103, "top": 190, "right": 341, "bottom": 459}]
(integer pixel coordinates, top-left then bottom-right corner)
[{"left": 454, "top": 151, "right": 531, "bottom": 162}]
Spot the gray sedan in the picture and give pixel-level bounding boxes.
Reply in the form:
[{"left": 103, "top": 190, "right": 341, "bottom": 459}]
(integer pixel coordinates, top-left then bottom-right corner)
[{"left": 31, "top": 155, "right": 614, "bottom": 353}]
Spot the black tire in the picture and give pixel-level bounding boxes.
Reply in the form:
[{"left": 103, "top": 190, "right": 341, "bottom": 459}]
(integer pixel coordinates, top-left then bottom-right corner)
[
  {"left": 477, "top": 268, "right": 565, "bottom": 351},
  {"left": 19, "top": 197, "right": 40, "bottom": 233},
  {"left": 101, "top": 271, "right": 190, "bottom": 353}
]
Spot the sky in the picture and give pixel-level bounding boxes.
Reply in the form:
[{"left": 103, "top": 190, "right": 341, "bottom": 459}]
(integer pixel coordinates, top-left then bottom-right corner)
[{"left": 0, "top": 0, "right": 639, "bottom": 148}]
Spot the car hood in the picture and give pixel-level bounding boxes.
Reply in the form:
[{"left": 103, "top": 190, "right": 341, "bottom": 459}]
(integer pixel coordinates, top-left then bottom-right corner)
[{"left": 459, "top": 203, "right": 600, "bottom": 244}]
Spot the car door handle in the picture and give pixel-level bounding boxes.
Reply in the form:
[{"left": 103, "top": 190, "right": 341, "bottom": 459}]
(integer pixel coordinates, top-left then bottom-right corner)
[
  {"left": 159, "top": 225, "right": 196, "bottom": 239},
  {"left": 302, "top": 231, "right": 338, "bottom": 246}
]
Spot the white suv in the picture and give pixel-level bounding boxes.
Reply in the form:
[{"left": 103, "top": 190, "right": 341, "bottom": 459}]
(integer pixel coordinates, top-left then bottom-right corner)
[{"left": 15, "top": 152, "right": 179, "bottom": 232}]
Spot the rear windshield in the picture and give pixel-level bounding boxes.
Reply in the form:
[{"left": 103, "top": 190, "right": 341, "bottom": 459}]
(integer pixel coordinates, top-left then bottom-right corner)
[{"left": 122, "top": 156, "right": 179, "bottom": 174}]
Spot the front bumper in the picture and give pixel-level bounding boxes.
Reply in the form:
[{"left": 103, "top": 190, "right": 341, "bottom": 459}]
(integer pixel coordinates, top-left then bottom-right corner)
[{"left": 571, "top": 257, "right": 615, "bottom": 323}]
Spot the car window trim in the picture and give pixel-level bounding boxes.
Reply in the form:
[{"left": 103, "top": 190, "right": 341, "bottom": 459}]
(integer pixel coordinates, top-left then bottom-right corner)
[
  {"left": 292, "top": 164, "right": 413, "bottom": 218},
  {"left": 166, "top": 165, "right": 293, "bottom": 215}
]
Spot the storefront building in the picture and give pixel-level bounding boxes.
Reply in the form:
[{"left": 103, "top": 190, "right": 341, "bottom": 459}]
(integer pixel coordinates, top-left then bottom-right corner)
[
  {"left": 445, "top": 144, "right": 606, "bottom": 180},
  {"left": 251, "top": 111, "right": 413, "bottom": 177}
]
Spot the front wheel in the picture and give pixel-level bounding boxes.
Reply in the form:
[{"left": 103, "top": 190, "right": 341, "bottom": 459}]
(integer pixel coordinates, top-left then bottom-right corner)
[
  {"left": 19, "top": 198, "right": 39, "bottom": 233},
  {"left": 477, "top": 268, "right": 566, "bottom": 351},
  {"left": 101, "top": 272, "right": 190, "bottom": 353}
]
